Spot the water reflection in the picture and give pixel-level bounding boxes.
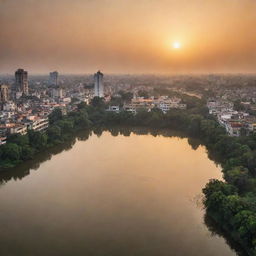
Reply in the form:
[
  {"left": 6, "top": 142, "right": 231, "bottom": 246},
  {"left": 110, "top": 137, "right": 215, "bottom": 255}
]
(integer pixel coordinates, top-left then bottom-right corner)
[
  {"left": 0, "top": 127, "right": 245, "bottom": 255},
  {"left": 204, "top": 214, "right": 248, "bottom": 256},
  {"left": 0, "top": 127, "right": 200, "bottom": 186},
  {"left": 0, "top": 130, "right": 90, "bottom": 185}
]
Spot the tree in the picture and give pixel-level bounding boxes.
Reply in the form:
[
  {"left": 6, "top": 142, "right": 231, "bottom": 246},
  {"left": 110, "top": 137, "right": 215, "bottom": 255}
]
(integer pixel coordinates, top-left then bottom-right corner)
[
  {"left": 122, "top": 92, "right": 133, "bottom": 102},
  {"left": 28, "top": 130, "right": 48, "bottom": 150},
  {"left": 224, "top": 167, "right": 251, "bottom": 193},
  {"left": 71, "top": 97, "right": 79, "bottom": 104},
  {"left": 188, "top": 114, "right": 203, "bottom": 136},
  {"left": 49, "top": 108, "right": 63, "bottom": 124},
  {"left": 47, "top": 125, "right": 62, "bottom": 144},
  {"left": 204, "top": 191, "right": 227, "bottom": 213},
  {"left": 233, "top": 210, "right": 256, "bottom": 248},
  {"left": 109, "top": 96, "right": 123, "bottom": 107},
  {"left": 222, "top": 195, "right": 247, "bottom": 221},
  {"left": 91, "top": 97, "right": 105, "bottom": 109},
  {"left": 7, "top": 134, "right": 29, "bottom": 147},
  {"left": 240, "top": 127, "right": 247, "bottom": 137},
  {"left": 21, "top": 145, "right": 35, "bottom": 160},
  {"left": 119, "top": 91, "right": 133, "bottom": 102},
  {"left": 77, "top": 102, "right": 87, "bottom": 110},
  {"left": 234, "top": 100, "right": 245, "bottom": 111},
  {"left": 75, "top": 110, "right": 90, "bottom": 128},
  {"left": 57, "top": 119, "right": 74, "bottom": 133},
  {"left": 200, "top": 119, "right": 217, "bottom": 139},
  {"left": 203, "top": 179, "right": 237, "bottom": 198},
  {"left": 2, "top": 143, "right": 21, "bottom": 161},
  {"left": 138, "top": 90, "right": 149, "bottom": 99}
]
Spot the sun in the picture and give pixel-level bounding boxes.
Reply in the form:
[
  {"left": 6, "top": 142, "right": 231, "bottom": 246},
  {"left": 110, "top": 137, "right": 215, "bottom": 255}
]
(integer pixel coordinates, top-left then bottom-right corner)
[{"left": 172, "top": 41, "right": 181, "bottom": 49}]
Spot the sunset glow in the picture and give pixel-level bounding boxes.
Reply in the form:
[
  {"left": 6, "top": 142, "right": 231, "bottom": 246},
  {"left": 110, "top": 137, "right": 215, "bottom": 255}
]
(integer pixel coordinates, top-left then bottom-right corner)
[
  {"left": 0, "top": 0, "right": 256, "bottom": 73},
  {"left": 172, "top": 42, "right": 181, "bottom": 49}
]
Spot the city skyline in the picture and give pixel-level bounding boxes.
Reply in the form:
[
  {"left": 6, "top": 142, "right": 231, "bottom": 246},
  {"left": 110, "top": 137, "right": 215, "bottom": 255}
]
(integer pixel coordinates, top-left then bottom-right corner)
[{"left": 1, "top": 0, "right": 256, "bottom": 74}]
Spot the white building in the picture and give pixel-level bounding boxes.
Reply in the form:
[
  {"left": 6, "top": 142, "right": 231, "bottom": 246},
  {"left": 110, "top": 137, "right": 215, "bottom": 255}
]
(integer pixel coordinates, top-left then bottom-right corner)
[
  {"left": 157, "top": 100, "right": 186, "bottom": 113},
  {"left": 51, "top": 87, "right": 63, "bottom": 98},
  {"left": 107, "top": 106, "right": 120, "bottom": 113},
  {"left": 3, "top": 101, "right": 16, "bottom": 111},
  {"left": 94, "top": 71, "right": 104, "bottom": 97},
  {"left": 0, "top": 137, "right": 6, "bottom": 145},
  {"left": 28, "top": 118, "right": 49, "bottom": 132},
  {"left": 10, "top": 125, "right": 27, "bottom": 135}
]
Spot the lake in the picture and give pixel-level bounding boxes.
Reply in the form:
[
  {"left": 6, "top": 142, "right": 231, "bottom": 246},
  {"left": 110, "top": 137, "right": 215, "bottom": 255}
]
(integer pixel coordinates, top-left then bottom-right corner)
[{"left": 0, "top": 130, "right": 240, "bottom": 256}]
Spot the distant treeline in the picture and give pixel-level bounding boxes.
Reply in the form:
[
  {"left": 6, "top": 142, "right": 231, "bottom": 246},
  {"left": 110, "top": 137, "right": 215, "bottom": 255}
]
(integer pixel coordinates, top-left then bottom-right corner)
[{"left": 1, "top": 96, "right": 256, "bottom": 254}]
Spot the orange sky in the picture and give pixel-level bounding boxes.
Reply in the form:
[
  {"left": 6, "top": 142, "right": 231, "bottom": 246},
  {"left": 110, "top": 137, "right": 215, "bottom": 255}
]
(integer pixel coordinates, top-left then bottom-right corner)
[{"left": 0, "top": 0, "right": 256, "bottom": 74}]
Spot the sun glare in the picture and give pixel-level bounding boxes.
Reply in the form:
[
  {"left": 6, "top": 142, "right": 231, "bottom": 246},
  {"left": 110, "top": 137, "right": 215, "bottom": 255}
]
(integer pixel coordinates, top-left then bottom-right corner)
[{"left": 173, "top": 41, "right": 181, "bottom": 49}]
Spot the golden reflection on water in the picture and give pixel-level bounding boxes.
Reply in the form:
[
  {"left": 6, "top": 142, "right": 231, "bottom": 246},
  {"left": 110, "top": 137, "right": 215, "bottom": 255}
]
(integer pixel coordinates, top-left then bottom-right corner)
[{"left": 0, "top": 132, "right": 236, "bottom": 256}]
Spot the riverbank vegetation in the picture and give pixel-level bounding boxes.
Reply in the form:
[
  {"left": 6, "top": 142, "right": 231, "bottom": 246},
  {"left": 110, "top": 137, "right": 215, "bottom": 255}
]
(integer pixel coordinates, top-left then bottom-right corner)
[
  {"left": 0, "top": 105, "right": 90, "bottom": 168},
  {"left": 0, "top": 96, "right": 256, "bottom": 254}
]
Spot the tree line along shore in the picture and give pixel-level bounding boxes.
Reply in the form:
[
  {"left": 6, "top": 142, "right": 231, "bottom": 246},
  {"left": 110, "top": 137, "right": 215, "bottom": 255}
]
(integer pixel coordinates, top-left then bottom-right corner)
[{"left": 1, "top": 96, "right": 256, "bottom": 255}]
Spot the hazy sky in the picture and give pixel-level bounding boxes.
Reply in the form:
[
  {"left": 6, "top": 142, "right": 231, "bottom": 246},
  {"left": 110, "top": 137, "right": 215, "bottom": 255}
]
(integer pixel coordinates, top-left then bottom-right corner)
[{"left": 0, "top": 0, "right": 256, "bottom": 74}]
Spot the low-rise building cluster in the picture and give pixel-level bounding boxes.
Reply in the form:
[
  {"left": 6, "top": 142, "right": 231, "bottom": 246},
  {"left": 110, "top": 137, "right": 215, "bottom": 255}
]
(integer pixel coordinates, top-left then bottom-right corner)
[
  {"left": 121, "top": 96, "right": 186, "bottom": 114},
  {"left": 207, "top": 98, "right": 256, "bottom": 136},
  {"left": 2, "top": 70, "right": 256, "bottom": 140},
  {"left": 0, "top": 69, "right": 91, "bottom": 144}
]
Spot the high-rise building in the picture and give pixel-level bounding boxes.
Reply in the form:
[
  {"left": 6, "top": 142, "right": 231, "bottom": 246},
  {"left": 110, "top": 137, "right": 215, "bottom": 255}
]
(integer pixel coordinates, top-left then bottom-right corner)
[
  {"left": 51, "top": 87, "right": 63, "bottom": 98},
  {"left": 0, "top": 84, "right": 9, "bottom": 102},
  {"left": 94, "top": 71, "right": 104, "bottom": 97},
  {"left": 15, "top": 69, "right": 29, "bottom": 95},
  {"left": 49, "top": 71, "right": 58, "bottom": 86}
]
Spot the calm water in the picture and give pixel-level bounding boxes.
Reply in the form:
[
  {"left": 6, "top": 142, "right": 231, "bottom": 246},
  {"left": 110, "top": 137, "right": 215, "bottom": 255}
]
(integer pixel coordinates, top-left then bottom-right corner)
[{"left": 0, "top": 131, "right": 239, "bottom": 256}]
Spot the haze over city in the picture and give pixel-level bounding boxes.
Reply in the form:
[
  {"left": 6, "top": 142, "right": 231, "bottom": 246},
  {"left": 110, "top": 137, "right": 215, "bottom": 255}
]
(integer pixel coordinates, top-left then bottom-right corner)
[
  {"left": 2, "top": 0, "right": 256, "bottom": 255},
  {"left": 1, "top": 0, "right": 256, "bottom": 74}
]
